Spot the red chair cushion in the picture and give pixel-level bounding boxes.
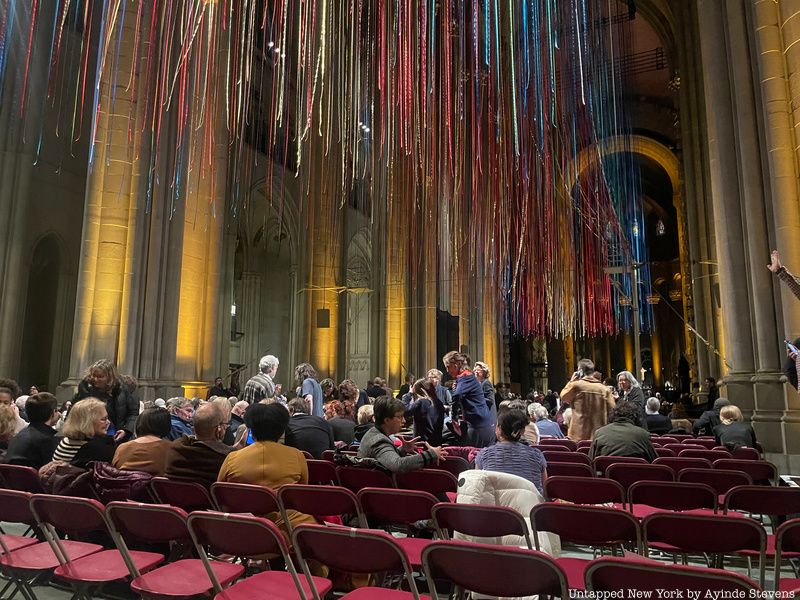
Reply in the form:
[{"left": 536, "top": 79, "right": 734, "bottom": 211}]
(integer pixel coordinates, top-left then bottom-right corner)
[
  {"left": 216, "top": 570, "right": 333, "bottom": 600},
  {"left": 555, "top": 557, "right": 588, "bottom": 591},
  {"left": 394, "top": 537, "right": 434, "bottom": 567},
  {"left": 0, "top": 535, "right": 38, "bottom": 554},
  {"left": 55, "top": 550, "right": 163, "bottom": 583},
  {"left": 341, "top": 589, "right": 430, "bottom": 599},
  {"left": 779, "top": 578, "right": 800, "bottom": 593},
  {"left": 0, "top": 541, "right": 101, "bottom": 570},
  {"left": 131, "top": 558, "right": 244, "bottom": 597}
]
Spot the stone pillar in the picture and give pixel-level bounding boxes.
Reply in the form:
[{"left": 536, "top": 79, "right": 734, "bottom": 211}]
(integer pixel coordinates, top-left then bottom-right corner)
[{"left": 239, "top": 272, "right": 263, "bottom": 372}]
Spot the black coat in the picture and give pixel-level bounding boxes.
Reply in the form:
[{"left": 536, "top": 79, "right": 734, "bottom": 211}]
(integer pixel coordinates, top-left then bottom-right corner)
[
  {"left": 2, "top": 423, "right": 59, "bottom": 469},
  {"left": 73, "top": 379, "right": 139, "bottom": 435}
]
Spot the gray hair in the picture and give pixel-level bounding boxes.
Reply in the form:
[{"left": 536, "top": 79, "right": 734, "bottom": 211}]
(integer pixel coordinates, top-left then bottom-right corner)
[
  {"left": 167, "top": 396, "right": 190, "bottom": 413},
  {"left": 474, "top": 361, "right": 490, "bottom": 379},
  {"left": 617, "top": 371, "right": 640, "bottom": 388},
  {"left": 533, "top": 405, "right": 549, "bottom": 421},
  {"left": 259, "top": 355, "right": 280, "bottom": 375},
  {"left": 646, "top": 397, "right": 661, "bottom": 413}
]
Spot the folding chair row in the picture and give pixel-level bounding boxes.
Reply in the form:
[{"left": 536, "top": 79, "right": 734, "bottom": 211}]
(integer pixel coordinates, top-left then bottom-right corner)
[{"left": 319, "top": 450, "right": 470, "bottom": 476}]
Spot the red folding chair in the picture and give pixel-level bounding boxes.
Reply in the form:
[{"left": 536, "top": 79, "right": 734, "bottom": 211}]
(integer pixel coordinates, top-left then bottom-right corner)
[
  {"left": 431, "top": 502, "right": 533, "bottom": 549},
  {"left": 678, "top": 448, "right": 730, "bottom": 462},
  {"left": 277, "top": 484, "right": 366, "bottom": 533},
  {"left": 653, "top": 456, "right": 712, "bottom": 476},
  {"left": 422, "top": 540, "right": 569, "bottom": 600},
  {"left": 149, "top": 477, "right": 216, "bottom": 512},
  {"left": 686, "top": 438, "right": 719, "bottom": 450},
  {"left": 321, "top": 449, "right": 336, "bottom": 462},
  {"left": 775, "top": 518, "right": 800, "bottom": 593},
  {"left": 358, "top": 488, "right": 438, "bottom": 567},
  {"left": 209, "top": 481, "right": 280, "bottom": 517},
  {"left": 577, "top": 439, "right": 592, "bottom": 449},
  {"left": 394, "top": 468, "right": 458, "bottom": 497},
  {"left": 530, "top": 502, "right": 641, "bottom": 590},
  {"left": 307, "top": 459, "right": 340, "bottom": 485},
  {"left": 538, "top": 438, "right": 578, "bottom": 451},
  {"left": 714, "top": 459, "right": 778, "bottom": 485},
  {"left": 187, "top": 511, "right": 333, "bottom": 599},
  {"left": 678, "top": 468, "right": 752, "bottom": 505},
  {"left": 105, "top": 501, "right": 243, "bottom": 599},
  {"left": 30, "top": 494, "right": 163, "bottom": 599},
  {"left": 714, "top": 446, "right": 760, "bottom": 460},
  {"left": 643, "top": 511, "right": 766, "bottom": 585},
  {"left": 627, "top": 480, "right": 717, "bottom": 518},
  {"left": 667, "top": 434, "right": 694, "bottom": 441},
  {"left": 545, "top": 476, "right": 624, "bottom": 505},
  {"left": 437, "top": 455, "right": 470, "bottom": 477},
  {"left": 0, "top": 490, "right": 102, "bottom": 600},
  {"left": 542, "top": 451, "right": 592, "bottom": 465},
  {"left": 336, "top": 466, "right": 394, "bottom": 492},
  {"left": 593, "top": 455, "right": 647, "bottom": 476},
  {"left": 654, "top": 447, "right": 676, "bottom": 457},
  {"left": 0, "top": 465, "right": 45, "bottom": 493},
  {"left": 292, "top": 523, "right": 425, "bottom": 599},
  {"left": 605, "top": 463, "right": 674, "bottom": 492},
  {"left": 532, "top": 444, "right": 572, "bottom": 453},
  {"left": 547, "top": 462, "right": 595, "bottom": 478},
  {"left": 301, "top": 450, "right": 314, "bottom": 460},
  {"left": 664, "top": 443, "right": 702, "bottom": 453},
  {"left": 585, "top": 555, "right": 761, "bottom": 595},
  {"left": 577, "top": 446, "right": 591, "bottom": 455},
  {"left": 651, "top": 436, "right": 679, "bottom": 445}
]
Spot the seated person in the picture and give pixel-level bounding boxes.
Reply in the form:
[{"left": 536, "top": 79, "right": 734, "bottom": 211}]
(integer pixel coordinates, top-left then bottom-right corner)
[
  {"left": 693, "top": 397, "right": 730, "bottom": 436},
  {"left": 644, "top": 397, "right": 673, "bottom": 435},
  {"left": 53, "top": 398, "right": 116, "bottom": 467},
  {"left": 324, "top": 400, "right": 356, "bottom": 445},
  {"left": 357, "top": 396, "right": 444, "bottom": 473},
  {"left": 112, "top": 408, "right": 172, "bottom": 475},
  {"left": 217, "top": 403, "right": 314, "bottom": 533},
  {"left": 530, "top": 403, "right": 565, "bottom": 439},
  {"left": 713, "top": 404, "right": 757, "bottom": 450},
  {"left": 165, "top": 403, "right": 234, "bottom": 487},
  {"left": 476, "top": 409, "right": 548, "bottom": 495},
  {"left": 3, "top": 392, "right": 60, "bottom": 469},
  {"left": 285, "top": 398, "right": 334, "bottom": 459},
  {"left": 166, "top": 397, "right": 194, "bottom": 441},
  {"left": 589, "top": 401, "right": 657, "bottom": 463},
  {"left": 353, "top": 404, "right": 375, "bottom": 442},
  {"left": 404, "top": 377, "right": 446, "bottom": 446},
  {"left": 228, "top": 400, "right": 248, "bottom": 442}
]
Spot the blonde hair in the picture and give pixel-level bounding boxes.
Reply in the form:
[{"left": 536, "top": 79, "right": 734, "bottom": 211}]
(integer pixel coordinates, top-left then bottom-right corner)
[
  {"left": 474, "top": 361, "right": 491, "bottom": 379},
  {"left": 63, "top": 398, "right": 107, "bottom": 440},
  {"left": 720, "top": 405, "right": 743, "bottom": 425},
  {"left": 0, "top": 405, "right": 16, "bottom": 442},
  {"left": 85, "top": 359, "right": 118, "bottom": 387},
  {"left": 357, "top": 404, "right": 374, "bottom": 425}
]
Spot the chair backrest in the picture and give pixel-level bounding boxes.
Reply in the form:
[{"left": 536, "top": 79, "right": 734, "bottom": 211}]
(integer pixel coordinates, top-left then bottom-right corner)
[
  {"left": 358, "top": 488, "right": 438, "bottom": 527},
  {"left": 187, "top": 510, "right": 291, "bottom": 563},
  {"left": 301, "top": 450, "right": 314, "bottom": 460},
  {"left": 650, "top": 436, "right": 679, "bottom": 445},
  {"left": 106, "top": 501, "right": 191, "bottom": 544},
  {"left": 678, "top": 468, "right": 752, "bottom": 495},
  {"left": 209, "top": 482, "right": 279, "bottom": 516},
  {"left": 687, "top": 438, "right": 719, "bottom": 450},
  {"left": 724, "top": 485, "right": 800, "bottom": 517},
  {"left": 653, "top": 456, "right": 712, "bottom": 476},
  {"left": 394, "top": 468, "right": 458, "bottom": 495},
  {"left": 714, "top": 446, "right": 759, "bottom": 460},
  {"left": 628, "top": 480, "right": 717, "bottom": 511},
  {"left": 643, "top": 512, "right": 765, "bottom": 556},
  {"left": 544, "top": 476, "right": 624, "bottom": 505},
  {"left": 0, "top": 488, "right": 36, "bottom": 525},
  {"left": 30, "top": 494, "right": 108, "bottom": 536},
  {"left": 321, "top": 449, "right": 336, "bottom": 462},
  {"left": 292, "top": 524, "right": 421, "bottom": 599},
  {"left": 538, "top": 438, "right": 578, "bottom": 451},
  {"left": 664, "top": 443, "right": 701, "bottom": 453},
  {"left": 546, "top": 462, "right": 594, "bottom": 478},
  {"left": 577, "top": 439, "right": 592, "bottom": 449},
  {"left": 0, "top": 464, "right": 45, "bottom": 493},
  {"left": 654, "top": 447, "right": 676, "bottom": 457},
  {"left": 775, "top": 519, "right": 800, "bottom": 592},
  {"left": 431, "top": 503, "right": 532, "bottom": 549},
  {"left": 678, "top": 448, "right": 730, "bottom": 462},
  {"left": 438, "top": 455, "right": 471, "bottom": 477},
  {"left": 150, "top": 477, "right": 215, "bottom": 512},
  {"left": 278, "top": 484, "right": 365, "bottom": 529},
  {"left": 605, "top": 463, "right": 674, "bottom": 491},
  {"left": 530, "top": 502, "right": 641, "bottom": 550},
  {"left": 422, "top": 540, "right": 568, "bottom": 600},
  {"left": 306, "top": 459, "right": 340, "bottom": 485},
  {"left": 667, "top": 434, "right": 694, "bottom": 441},
  {"left": 531, "top": 444, "right": 572, "bottom": 453},
  {"left": 585, "top": 556, "right": 761, "bottom": 594},
  {"left": 593, "top": 455, "right": 647, "bottom": 475},
  {"left": 713, "top": 459, "right": 777, "bottom": 484},
  {"left": 336, "top": 466, "right": 394, "bottom": 492},
  {"left": 541, "top": 451, "right": 591, "bottom": 465}
]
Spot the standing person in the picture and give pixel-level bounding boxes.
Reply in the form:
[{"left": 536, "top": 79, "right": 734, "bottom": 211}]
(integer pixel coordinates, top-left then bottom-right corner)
[
  {"left": 242, "top": 355, "right": 279, "bottom": 404},
  {"left": 366, "top": 377, "right": 389, "bottom": 399},
  {"left": 2, "top": 393, "right": 60, "bottom": 468},
  {"left": 616, "top": 371, "right": 646, "bottom": 421},
  {"left": 443, "top": 351, "right": 495, "bottom": 448},
  {"left": 404, "top": 378, "right": 446, "bottom": 446},
  {"left": 206, "top": 377, "right": 229, "bottom": 400},
  {"left": 285, "top": 397, "right": 334, "bottom": 459},
  {"left": 474, "top": 361, "right": 498, "bottom": 431},
  {"left": 425, "top": 369, "right": 453, "bottom": 408},
  {"left": 339, "top": 379, "right": 370, "bottom": 410},
  {"left": 73, "top": 359, "right": 139, "bottom": 442},
  {"left": 320, "top": 378, "right": 338, "bottom": 403},
  {"left": 559, "top": 358, "right": 616, "bottom": 441},
  {"left": 398, "top": 374, "right": 415, "bottom": 399},
  {"left": 704, "top": 377, "right": 719, "bottom": 411},
  {"left": 294, "top": 363, "right": 323, "bottom": 418}
]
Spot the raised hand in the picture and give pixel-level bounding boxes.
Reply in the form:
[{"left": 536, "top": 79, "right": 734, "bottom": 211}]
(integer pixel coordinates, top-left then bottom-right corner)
[{"left": 768, "top": 250, "right": 782, "bottom": 273}]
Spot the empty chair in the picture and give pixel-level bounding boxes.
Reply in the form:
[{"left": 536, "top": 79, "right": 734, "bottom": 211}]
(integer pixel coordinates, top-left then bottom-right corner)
[
  {"left": 432, "top": 502, "right": 533, "bottom": 549},
  {"left": 532, "top": 443, "right": 572, "bottom": 453},
  {"left": 714, "top": 459, "right": 777, "bottom": 485},
  {"left": 422, "top": 540, "right": 569, "bottom": 600},
  {"left": 664, "top": 443, "right": 703, "bottom": 453},
  {"left": 187, "top": 511, "right": 332, "bottom": 599},
  {"left": 545, "top": 476, "right": 625, "bottom": 505},
  {"left": 0, "top": 464, "right": 45, "bottom": 493},
  {"left": 678, "top": 468, "right": 752, "bottom": 503},
  {"left": 538, "top": 437, "right": 578, "bottom": 451},
  {"left": 666, "top": 434, "right": 694, "bottom": 441},
  {"left": 653, "top": 456, "right": 712, "bottom": 476},
  {"left": 547, "top": 462, "right": 595, "bottom": 478},
  {"left": 306, "top": 459, "right": 339, "bottom": 485},
  {"left": 149, "top": 477, "right": 215, "bottom": 512},
  {"left": 336, "top": 465, "right": 394, "bottom": 492},
  {"left": 627, "top": 481, "right": 717, "bottom": 517},
  {"left": 678, "top": 448, "right": 730, "bottom": 462},
  {"left": 685, "top": 438, "right": 719, "bottom": 450},
  {"left": 292, "top": 523, "right": 425, "bottom": 599},
  {"left": 530, "top": 503, "right": 641, "bottom": 591},
  {"left": 437, "top": 455, "right": 470, "bottom": 477},
  {"left": 605, "top": 463, "right": 674, "bottom": 492},
  {"left": 542, "top": 451, "right": 592, "bottom": 466},
  {"left": 394, "top": 468, "right": 458, "bottom": 496},
  {"left": 358, "top": 488, "right": 438, "bottom": 566},
  {"left": 593, "top": 455, "right": 647, "bottom": 476},
  {"left": 585, "top": 555, "right": 761, "bottom": 595},
  {"left": 277, "top": 484, "right": 366, "bottom": 533},
  {"left": 651, "top": 436, "right": 679, "bottom": 445},
  {"left": 210, "top": 481, "right": 279, "bottom": 517},
  {"left": 654, "top": 447, "right": 676, "bottom": 458},
  {"left": 775, "top": 518, "right": 800, "bottom": 593},
  {"left": 714, "top": 446, "right": 760, "bottom": 460},
  {"left": 30, "top": 494, "right": 164, "bottom": 598},
  {"left": 105, "top": 501, "right": 243, "bottom": 599}
]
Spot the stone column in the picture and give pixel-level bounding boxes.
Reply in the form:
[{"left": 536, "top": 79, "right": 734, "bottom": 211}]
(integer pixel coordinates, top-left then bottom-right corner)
[{"left": 239, "top": 272, "right": 263, "bottom": 370}]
